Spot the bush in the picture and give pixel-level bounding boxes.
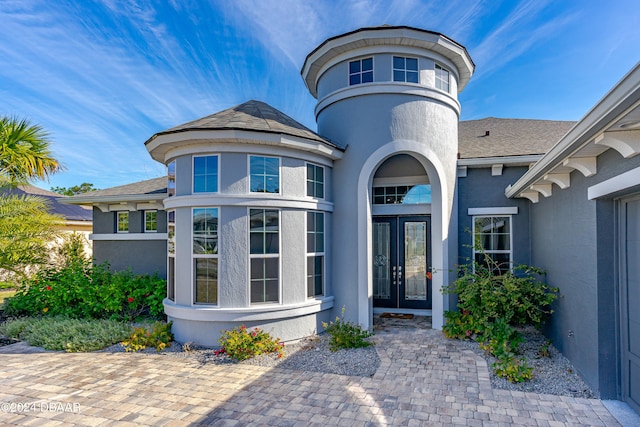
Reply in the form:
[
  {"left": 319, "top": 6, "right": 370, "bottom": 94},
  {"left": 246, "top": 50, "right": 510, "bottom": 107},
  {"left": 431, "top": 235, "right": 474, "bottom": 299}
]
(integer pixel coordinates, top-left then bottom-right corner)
[
  {"left": 0, "top": 316, "right": 131, "bottom": 352},
  {"left": 122, "top": 321, "right": 173, "bottom": 352},
  {"left": 217, "top": 325, "right": 284, "bottom": 361},
  {"left": 322, "top": 306, "right": 373, "bottom": 352},
  {"left": 442, "top": 258, "right": 557, "bottom": 383},
  {"left": 3, "top": 260, "right": 166, "bottom": 321}
]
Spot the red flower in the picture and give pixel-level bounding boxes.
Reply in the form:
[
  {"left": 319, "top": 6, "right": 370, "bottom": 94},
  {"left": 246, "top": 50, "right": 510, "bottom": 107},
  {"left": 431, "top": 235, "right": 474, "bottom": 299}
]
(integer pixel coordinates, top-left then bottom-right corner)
[
  {"left": 46, "top": 286, "right": 52, "bottom": 291},
  {"left": 426, "top": 272, "right": 433, "bottom": 280},
  {"left": 127, "top": 297, "right": 134, "bottom": 303}
]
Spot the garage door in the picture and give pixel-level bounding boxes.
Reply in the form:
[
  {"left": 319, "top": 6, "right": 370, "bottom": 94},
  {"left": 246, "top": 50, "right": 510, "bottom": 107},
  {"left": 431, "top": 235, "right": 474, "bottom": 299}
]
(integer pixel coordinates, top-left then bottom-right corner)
[{"left": 622, "top": 195, "right": 640, "bottom": 414}]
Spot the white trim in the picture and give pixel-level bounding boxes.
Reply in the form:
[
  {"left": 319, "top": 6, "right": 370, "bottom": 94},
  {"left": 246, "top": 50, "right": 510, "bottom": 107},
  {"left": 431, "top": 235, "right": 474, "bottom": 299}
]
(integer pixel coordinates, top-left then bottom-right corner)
[
  {"left": 467, "top": 207, "right": 518, "bottom": 216},
  {"left": 457, "top": 155, "right": 543, "bottom": 167},
  {"left": 247, "top": 208, "right": 282, "bottom": 305},
  {"left": 163, "top": 194, "right": 334, "bottom": 212},
  {"left": 457, "top": 166, "right": 467, "bottom": 178},
  {"left": 305, "top": 211, "right": 326, "bottom": 299},
  {"left": 164, "top": 296, "right": 334, "bottom": 322},
  {"left": 116, "top": 211, "right": 129, "bottom": 233},
  {"left": 471, "top": 215, "right": 514, "bottom": 272},
  {"left": 144, "top": 209, "right": 158, "bottom": 233},
  {"left": 305, "top": 161, "right": 325, "bottom": 199},
  {"left": 90, "top": 233, "right": 168, "bottom": 241},
  {"left": 315, "top": 82, "right": 460, "bottom": 118},
  {"left": 191, "top": 207, "right": 220, "bottom": 307},
  {"left": 588, "top": 165, "right": 640, "bottom": 200},
  {"left": 372, "top": 175, "right": 429, "bottom": 186},
  {"left": 371, "top": 204, "right": 432, "bottom": 216},
  {"left": 491, "top": 164, "right": 504, "bottom": 176},
  {"left": 392, "top": 55, "right": 419, "bottom": 84},
  {"left": 348, "top": 56, "right": 374, "bottom": 86}
]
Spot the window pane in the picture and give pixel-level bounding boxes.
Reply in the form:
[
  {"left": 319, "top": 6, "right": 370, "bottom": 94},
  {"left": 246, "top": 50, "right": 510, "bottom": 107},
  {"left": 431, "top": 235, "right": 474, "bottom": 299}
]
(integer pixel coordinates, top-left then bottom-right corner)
[
  {"left": 250, "top": 258, "right": 264, "bottom": 280},
  {"left": 316, "top": 165, "right": 324, "bottom": 182},
  {"left": 265, "top": 175, "right": 279, "bottom": 193},
  {"left": 362, "top": 71, "right": 373, "bottom": 83},
  {"left": 393, "top": 56, "right": 404, "bottom": 69},
  {"left": 264, "top": 233, "right": 279, "bottom": 254},
  {"left": 349, "top": 60, "right": 360, "bottom": 73},
  {"left": 362, "top": 58, "right": 372, "bottom": 71},
  {"left": 250, "top": 209, "right": 264, "bottom": 231},
  {"left": 406, "top": 58, "right": 418, "bottom": 71},
  {"left": 193, "top": 156, "right": 206, "bottom": 175},
  {"left": 307, "top": 181, "right": 314, "bottom": 197},
  {"left": 315, "top": 213, "right": 324, "bottom": 232},
  {"left": 167, "top": 257, "right": 175, "bottom": 301},
  {"left": 250, "top": 174, "right": 264, "bottom": 192},
  {"left": 250, "top": 280, "right": 263, "bottom": 303},
  {"left": 393, "top": 70, "right": 405, "bottom": 82},
  {"left": 193, "top": 208, "right": 218, "bottom": 254},
  {"left": 194, "top": 259, "right": 218, "bottom": 304},
  {"left": 407, "top": 71, "right": 418, "bottom": 83},
  {"left": 350, "top": 74, "right": 361, "bottom": 85},
  {"left": 250, "top": 233, "right": 264, "bottom": 254},
  {"left": 265, "top": 257, "right": 278, "bottom": 279},
  {"left": 265, "top": 280, "right": 279, "bottom": 303},
  {"left": 264, "top": 157, "right": 279, "bottom": 174}
]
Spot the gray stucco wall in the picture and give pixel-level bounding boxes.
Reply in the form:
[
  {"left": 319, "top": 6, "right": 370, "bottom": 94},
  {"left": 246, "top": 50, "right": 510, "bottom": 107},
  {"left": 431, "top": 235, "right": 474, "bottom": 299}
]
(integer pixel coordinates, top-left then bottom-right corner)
[
  {"left": 92, "top": 209, "right": 167, "bottom": 234},
  {"left": 529, "top": 148, "right": 640, "bottom": 398},
  {"left": 94, "top": 240, "right": 167, "bottom": 278},
  {"left": 457, "top": 166, "right": 532, "bottom": 267}
]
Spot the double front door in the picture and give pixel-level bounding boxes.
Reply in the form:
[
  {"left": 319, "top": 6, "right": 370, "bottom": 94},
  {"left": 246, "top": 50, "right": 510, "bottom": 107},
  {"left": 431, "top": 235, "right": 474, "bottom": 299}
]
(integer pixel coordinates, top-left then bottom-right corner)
[{"left": 373, "top": 216, "right": 431, "bottom": 309}]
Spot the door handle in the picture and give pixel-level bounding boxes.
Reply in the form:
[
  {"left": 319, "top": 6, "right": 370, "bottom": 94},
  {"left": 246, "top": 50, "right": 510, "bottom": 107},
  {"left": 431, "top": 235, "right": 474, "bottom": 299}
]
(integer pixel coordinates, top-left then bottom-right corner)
[{"left": 397, "top": 266, "right": 403, "bottom": 279}]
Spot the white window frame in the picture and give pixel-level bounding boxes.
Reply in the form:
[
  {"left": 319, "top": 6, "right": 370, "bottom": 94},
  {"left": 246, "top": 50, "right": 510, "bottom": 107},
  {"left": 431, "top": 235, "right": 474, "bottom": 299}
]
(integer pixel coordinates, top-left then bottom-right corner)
[
  {"left": 392, "top": 56, "right": 419, "bottom": 83},
  {"left": 348, "top": 57, "right": 374, "bottom": 86},
  {"left": 192, "top": 207, "right": 220, "bottom": 306},
  {"left": 306, "top": 162, "right": 325, "bottom": 199},
  {"left": 435, "top": 63, "right": 450, "bottom": 93},
  {"left": 306, "top": 211, "right": 325, "bottom": 298},
  {"left": 471, "top": 215, "right": 513, "bottom": 274},
  {"left": 167, "top": 210, "right": 175, "bottom": 301},
  {"left": 192, "top": 154, "right": 219, "bottom": 194},
  {"left": 144, "top": 210, "right": 158, "bottom": 233},
  {"left": 248, "top": 208, "right": 281, "bottom": 305},
  {"left": 248, "top": 155, "right": 281, "bottom": 195},
  {"left": 116, "top": 211, "right": 129, "bottom": 233}
]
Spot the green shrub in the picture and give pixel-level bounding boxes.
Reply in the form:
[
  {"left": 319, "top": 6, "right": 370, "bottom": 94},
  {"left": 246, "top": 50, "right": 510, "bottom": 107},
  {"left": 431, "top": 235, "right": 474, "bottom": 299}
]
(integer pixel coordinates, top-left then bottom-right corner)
[
  {"left": 217, "top": 325, "right": 284, "bottom": 361},
  {"left": 122, "top": 321, "right": 173, "bottom": 352},
  {"left": 0, "top": 316, "right": 131, "bottom": 352},
  {"left": 322, "top": 306, "right": 373, "bottom": 352},
  {"left": 3, "top": 261, "right": 165, "bottom": 321},
  {"left": 492, "top": 356, "right": 533, "bottom": 383}
]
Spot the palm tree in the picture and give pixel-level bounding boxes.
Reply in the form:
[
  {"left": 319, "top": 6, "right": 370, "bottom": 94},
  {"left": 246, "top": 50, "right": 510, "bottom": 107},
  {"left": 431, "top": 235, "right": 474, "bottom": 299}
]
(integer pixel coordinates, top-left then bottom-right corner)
[{"left": 0, "top": 115, "right": 63, "bottom": 186}]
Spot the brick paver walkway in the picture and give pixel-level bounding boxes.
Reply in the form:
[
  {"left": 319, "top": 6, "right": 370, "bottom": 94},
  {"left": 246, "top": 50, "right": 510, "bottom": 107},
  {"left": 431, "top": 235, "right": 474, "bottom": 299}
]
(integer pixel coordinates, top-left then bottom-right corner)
[{"left": 0, "top": 317, "right": 620, "bottom": 426}]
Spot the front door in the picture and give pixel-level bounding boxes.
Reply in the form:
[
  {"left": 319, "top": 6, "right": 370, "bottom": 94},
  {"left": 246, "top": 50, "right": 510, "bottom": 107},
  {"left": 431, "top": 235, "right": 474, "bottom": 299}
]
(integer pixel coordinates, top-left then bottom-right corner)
[{"left": 372, "top": 216, "right": 431, "bottom": 309}]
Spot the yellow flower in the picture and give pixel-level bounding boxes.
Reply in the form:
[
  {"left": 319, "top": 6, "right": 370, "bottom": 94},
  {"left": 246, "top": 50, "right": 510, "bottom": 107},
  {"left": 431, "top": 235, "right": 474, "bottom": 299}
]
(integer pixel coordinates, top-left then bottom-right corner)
[{"left": 43, "top": 307, "right": 49, "bottom": 313}]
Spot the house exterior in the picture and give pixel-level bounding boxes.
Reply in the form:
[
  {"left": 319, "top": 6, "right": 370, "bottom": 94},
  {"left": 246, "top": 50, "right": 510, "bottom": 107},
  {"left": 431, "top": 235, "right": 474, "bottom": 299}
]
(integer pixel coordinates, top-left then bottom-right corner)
[{"left": 63, "top": 25, "right": 640, "bottom": 411}]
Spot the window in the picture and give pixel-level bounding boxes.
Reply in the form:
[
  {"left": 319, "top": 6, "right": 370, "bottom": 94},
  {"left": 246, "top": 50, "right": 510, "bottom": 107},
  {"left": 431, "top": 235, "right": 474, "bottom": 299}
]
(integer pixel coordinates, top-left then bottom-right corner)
[
  {"left": 116, "top": 211, "right": 129, "bottom": 233},
  {"left": 193, "top": 155, "right": 218, "bottom": 193},
  {"left": 373, "top": 185, "right": 431, "bottom": 204},
  {"left": 349, "top": 57, "right": 373, "bottom": 85},
  {"left": 145, "top": 210, "right": 157, "bottom": 232},
  {"left": 168, "top": 161, "right": 176, "bottom": 197},
  {"left": 473, "top": 216, "right": 511, "bottom": 275},
  {"left": 167, "top": 210, "right": 175, "bottom": 301},
  {"left": 307, "top": 212, "right": 324, "bottom": 298},
  {"left": 250, "top": 209, "right": 279, "bottom": 304},
  {"left": 435, "top": 64, "right": 450, "bottom": 92},
  {"left": 393, "top": 56, "right": 418, "bottom": 83},
  {"left": 306, "top": 163, "right": 324, "bottom": 198},
  {"left": 193, "top": 208, "right": 218, "bottom": 304},
  {"left": 250, "top": 156, "right": 279, "bottom": 193}
]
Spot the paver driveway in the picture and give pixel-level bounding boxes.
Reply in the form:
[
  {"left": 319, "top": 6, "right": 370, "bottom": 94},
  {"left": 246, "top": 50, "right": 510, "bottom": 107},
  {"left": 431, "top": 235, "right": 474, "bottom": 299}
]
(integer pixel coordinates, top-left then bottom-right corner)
[{"left": 0, "top": 317, "right": 620, "bottom": 426}]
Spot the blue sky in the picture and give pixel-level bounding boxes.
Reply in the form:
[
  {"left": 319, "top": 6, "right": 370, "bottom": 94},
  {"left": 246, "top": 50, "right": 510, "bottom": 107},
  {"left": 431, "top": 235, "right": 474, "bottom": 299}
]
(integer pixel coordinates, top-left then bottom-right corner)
[{"left": 1, "top": 0, "right": 639, "bottom": 190}]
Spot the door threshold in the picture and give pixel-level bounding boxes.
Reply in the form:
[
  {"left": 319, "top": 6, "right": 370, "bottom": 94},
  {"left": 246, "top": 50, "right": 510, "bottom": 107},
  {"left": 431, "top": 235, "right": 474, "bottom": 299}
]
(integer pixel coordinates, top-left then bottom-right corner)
[{"left": 373, "top": 307, "right": 432, "bottom": 316}]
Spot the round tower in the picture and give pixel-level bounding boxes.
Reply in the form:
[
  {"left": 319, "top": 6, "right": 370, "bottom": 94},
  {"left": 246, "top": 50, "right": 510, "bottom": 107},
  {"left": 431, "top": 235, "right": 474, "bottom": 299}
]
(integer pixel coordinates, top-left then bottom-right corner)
[{"left": 302, "top": 26, "right": 474, "bottom": 329}]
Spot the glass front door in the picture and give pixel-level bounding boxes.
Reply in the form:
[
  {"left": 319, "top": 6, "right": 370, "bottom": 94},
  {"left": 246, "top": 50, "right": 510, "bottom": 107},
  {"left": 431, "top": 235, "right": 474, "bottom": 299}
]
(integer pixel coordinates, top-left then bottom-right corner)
[{"left": 373, "top": 216, "right": 431, "bottom": 309}]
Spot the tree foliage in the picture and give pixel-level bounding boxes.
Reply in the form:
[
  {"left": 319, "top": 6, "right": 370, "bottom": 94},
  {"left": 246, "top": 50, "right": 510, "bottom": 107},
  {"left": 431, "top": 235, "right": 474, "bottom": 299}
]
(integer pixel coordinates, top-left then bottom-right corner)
[{"left": 51, "top": 182, "right": 97, "bottom": 196}]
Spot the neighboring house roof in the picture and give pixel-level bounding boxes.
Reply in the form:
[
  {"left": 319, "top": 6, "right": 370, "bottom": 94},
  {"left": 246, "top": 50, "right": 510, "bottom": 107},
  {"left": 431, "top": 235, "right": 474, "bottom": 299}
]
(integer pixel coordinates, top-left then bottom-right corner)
[
  {"left": 1, "top": 185, "right": 92, "bottom": 221},
  {"left": 61, "top": 177, "right": 167, "bottom": 205},
  {"left": 146, "top": 100, "right": 341, "bottom": 149},
  {"left": 458, "top": 118, "right": 576, "bottom": 159}
]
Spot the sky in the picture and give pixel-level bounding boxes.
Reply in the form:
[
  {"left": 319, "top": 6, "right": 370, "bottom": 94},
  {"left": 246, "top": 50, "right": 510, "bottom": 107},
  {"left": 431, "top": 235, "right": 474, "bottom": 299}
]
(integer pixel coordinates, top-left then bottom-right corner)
[{"left": 1, "top": 0, "right": 639, "bottom": 190}]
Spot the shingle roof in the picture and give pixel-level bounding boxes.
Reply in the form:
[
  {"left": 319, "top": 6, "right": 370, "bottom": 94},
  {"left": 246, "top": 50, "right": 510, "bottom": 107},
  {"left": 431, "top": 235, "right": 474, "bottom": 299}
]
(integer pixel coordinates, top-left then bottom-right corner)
[
  {"left": 149, "top": 100, "right": 341, "bottom": 149},
  {"left": 76, "top": 177, "right": 167, "bottom": 198},
  {"left": 1, "top": 185, "right": 92, "bottom": 221},
  {"left": 458, "top": 118, "right": 576, "bottom": 159}
]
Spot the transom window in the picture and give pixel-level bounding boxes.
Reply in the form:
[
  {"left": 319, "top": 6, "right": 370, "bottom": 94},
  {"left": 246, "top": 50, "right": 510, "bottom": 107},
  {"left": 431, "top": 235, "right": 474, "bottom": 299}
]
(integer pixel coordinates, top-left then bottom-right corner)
[
  {"left": 116, "top": 211, "right": 129, "bottom": 233},
  {"left": 193, "top": 208, "right": 218, "bottom": 304},
  {"left": 473, "top": 216, "right": 512, "bottom": 275},
  {"left": 168, "top": 161, "right": 176, "bottom": 197},
  {"left": 250, "top": 156, "right": 280, "bottom": 193},
  {"left": 307, "top": 211, "right": 324, "bottom": 298},
  {"left": 373, "top": 185, "right": 431, "bottom": 205},
  {"left": 250, "top": 209, "right": 279, "bottom": 304},
  {"left": 393, "top": 56, "right": 418, "bottom": 83},
  {"left": 349, "top": 57, "right": 373, "bottom": 85},
  {"left": 144, "top": 210, "right": 157, "bottom": 232},
  {"left": 193, "top": 155, "right": 218, "bottom": 193},
  {"left": 435, "top": 64, "right": 450, "bottom": 92},
  {"left": 306, "top": 163, "right": 324, "bottom": 198}
]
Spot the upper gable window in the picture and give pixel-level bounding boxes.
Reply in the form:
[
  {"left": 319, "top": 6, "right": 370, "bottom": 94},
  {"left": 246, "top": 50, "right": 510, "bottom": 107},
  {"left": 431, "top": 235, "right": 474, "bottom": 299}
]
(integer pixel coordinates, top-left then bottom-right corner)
[
  {"left": 250, "top": 156, "right": 280, "bottom": 194},
  {"left": 435, "top": 64, "right": 450, "bottom": 92},
  {"left": 393, "top": 56, "right": 418, "bottom": 83},
  {"left": 306, "top": 163, "right": 324, "bottom": 199},
  {"left": 349, "top": 58, "right": 373, "bottom": 86},
  {"left": 193, "top": 155, "right": 218, "bottom": 193}
]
